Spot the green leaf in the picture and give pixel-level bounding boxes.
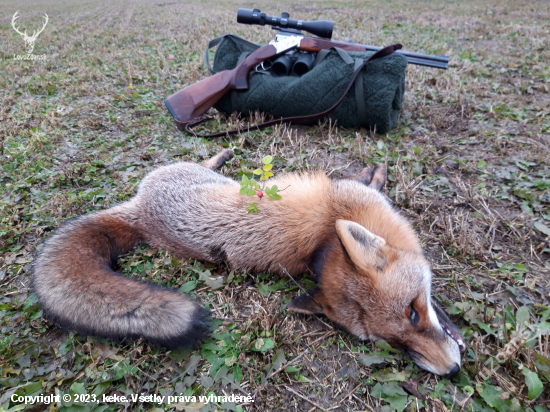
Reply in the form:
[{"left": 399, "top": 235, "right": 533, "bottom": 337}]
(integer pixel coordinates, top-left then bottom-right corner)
[
  {"left": 372, "top": 369, "right": 410, "bottom": 382},
  {"left": 375, "top": 340, "right": 400, "bottom": 354},
  {"left": 239, "top": 187, "right": 247, "bottom": 195},
  {"left": 201, "top": 375, "right": 214, "bottom": 388},
  {"left": 204, "top": 275, "right": 225, "bottom": 290},
  {"left": 478, "top": 384, "right": 519, "bottom": 411},
  {"left": 70, "top": 382, "right": 87, "bottom": 395},
  {"left": 262, "top": 155, "right": 273, "bottom": 165},
  {"left": 371, "top": 382, "right": 409, "bottom": 412},
  {"left": 246, "top": 187, "right": 255, "bottom": 196},
  {"left": 257, "top": 279, "right": 286, "bottom": 297},
  {"left": 387, "top": 395, "right": 409, "bottom": 412},
  {"left": 514, "top": 263, "right": 527, "bottom": 272},
  {"left": 3, "top": 404, "right": 25, "bottom": 412},
  {"left": 171, "top": 257, "right": 179, "bottom": 267},
  {"left": 534, "top": 353, "right": 550, "bottom": 382},
  {"left": 295, "top": 374, "right": 312, "bottom": 383},
  {"left": 226, "top": 270, "right": 235, "bottom": 283},
  {"left": 168, "top": 347, "right": 193, "bottom": 363},
  {"left": 533, "top": 179, "right": 550, "bottom": 190},
  {"left": 262, "top": 164, "right": 273, "bottom": 171},
  {"left": 253, "top": 168, "right": 263, "bottom": 175},
  {"left": 358, "top": 353, "right": 393, "bottom": 366},
  {"left": 234, "top": 364, "right": 243, "bottom": 382},
  {"left": 534, "top": 221, "right": 550, "bottom": 236},
  {"left": 284, "top": 366, "right": 300, "bottom": 373},
  {"left": 516, "top": 306, "right": 530, "bottom": 328},
  {"left": 522, "top": 368, "right": 543, "bottom": 400},
  {"left": 24, "top": 381, "right": 42, "bottom": 395},
  {"left": 241, "top": 175, "right": 249, "bottom": 184},
  {"left": 268, "top": 194, "right": 282, "bottom": 201},
  {"left": 58, "top": 338, "right": 73, "bottom": 355},
  {"left": 271, "top": 349, "right": 287, "bottom": 372},
  {"left": 16, "top": 354, "right": 31, "bottom": 368},
  {"left": 380, "top": 382, "right": 408, "bottom": 397},
  {"left": 371, "top": 382, "right": 384, "bottom": 397},
  {"left": 178, "top": 280, "right": 197, "bottom": 293},
  {"left": 263, "top": 171, "right": 274, "bottom": 178},
  {"left": 252, "top": 338, "right": 274, "bottom": 351}
]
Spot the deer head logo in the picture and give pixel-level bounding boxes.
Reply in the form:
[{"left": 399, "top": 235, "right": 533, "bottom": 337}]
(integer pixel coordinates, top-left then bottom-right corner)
[{"left": 12, "top": 11, "right": 49, "bottom": 54}]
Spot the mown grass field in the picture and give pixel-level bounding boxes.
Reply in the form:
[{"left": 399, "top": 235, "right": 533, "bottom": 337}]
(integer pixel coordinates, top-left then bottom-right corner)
[{"left": 1, "top": 0, "right": 549, "bottom": 411}]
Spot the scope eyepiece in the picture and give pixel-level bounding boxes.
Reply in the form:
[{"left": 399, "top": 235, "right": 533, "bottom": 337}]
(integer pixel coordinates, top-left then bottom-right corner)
[{"left": 237, "top": 8, "right": 334, "bottom": 39}]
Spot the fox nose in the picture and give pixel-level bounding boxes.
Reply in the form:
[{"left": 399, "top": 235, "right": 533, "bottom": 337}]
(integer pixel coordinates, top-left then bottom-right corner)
[{"left": 443, "top": 364, "right": 460, "bottom": 379}]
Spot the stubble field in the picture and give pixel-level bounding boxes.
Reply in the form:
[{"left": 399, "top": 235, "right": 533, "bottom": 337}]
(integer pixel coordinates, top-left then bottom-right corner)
[{"left": 0, "top": 0, "right": 549, "bottom": 411}]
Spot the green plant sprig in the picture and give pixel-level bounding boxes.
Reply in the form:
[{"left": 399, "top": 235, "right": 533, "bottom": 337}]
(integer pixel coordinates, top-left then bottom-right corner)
[{"left": 239, "top": 155, "right": 283, "bottom": 213}]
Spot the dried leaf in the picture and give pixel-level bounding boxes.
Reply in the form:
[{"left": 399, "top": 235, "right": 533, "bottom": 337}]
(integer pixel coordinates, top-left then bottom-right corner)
[{"left": 399, "top": 380, "right": 427, "bottom": 400}]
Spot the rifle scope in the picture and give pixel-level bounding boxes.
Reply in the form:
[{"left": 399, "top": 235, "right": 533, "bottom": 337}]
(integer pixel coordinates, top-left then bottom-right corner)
[{"left": 237, "top": 8, "right": 333, "bottom": 39}]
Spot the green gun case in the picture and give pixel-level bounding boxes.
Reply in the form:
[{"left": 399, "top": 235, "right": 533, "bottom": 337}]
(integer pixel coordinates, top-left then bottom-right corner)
[{"left": 206, "top": 35, "right": 408, "bottom": 134}]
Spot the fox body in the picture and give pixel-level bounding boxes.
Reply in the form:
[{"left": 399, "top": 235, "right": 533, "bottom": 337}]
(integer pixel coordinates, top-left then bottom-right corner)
[{"left": 32, "top": 150, "right": 464, "bottom": 377}]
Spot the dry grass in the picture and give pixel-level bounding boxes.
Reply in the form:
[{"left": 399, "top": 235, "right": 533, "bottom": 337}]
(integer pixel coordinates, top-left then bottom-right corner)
[{"left": 0, "top": 0, "right": 549, "bottom": 411}]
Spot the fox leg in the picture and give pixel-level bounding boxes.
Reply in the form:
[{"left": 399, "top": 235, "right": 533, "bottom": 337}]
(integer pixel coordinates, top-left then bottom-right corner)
[
  {"left": 345, "top": 163, "right": 387, "bottom": 191},
  {"left": 345, "top": 167, "right": 374, "bottom": 186},
  {"left": 201, "top": 149, "right": 234, "bottom": 170},
  {"left": 367, "top": 163, "right": 387, "bottom": 191}
]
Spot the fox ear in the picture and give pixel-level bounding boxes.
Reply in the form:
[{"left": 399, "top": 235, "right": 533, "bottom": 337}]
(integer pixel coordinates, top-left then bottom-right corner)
[
  {"left": 335, "top": 220, "right": 389, "bottom": 272},
  {"left": 288, "top": 289, "right": 324, "bottom": 315}
]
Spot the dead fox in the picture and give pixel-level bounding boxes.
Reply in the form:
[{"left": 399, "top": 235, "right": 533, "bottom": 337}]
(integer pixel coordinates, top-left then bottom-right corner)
[{"left": 32, "top": 149, "right": 465, "bottom": 378}]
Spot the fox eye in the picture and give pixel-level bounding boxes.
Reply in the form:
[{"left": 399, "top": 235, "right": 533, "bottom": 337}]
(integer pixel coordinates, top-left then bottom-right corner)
[{"left": 410, "top": 307, "right": 419, "bottom": 327}]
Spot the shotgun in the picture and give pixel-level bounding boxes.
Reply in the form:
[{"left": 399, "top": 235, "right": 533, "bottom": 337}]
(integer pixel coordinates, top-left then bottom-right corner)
[
  {"left": 238, "top": 8, "right": 449, "bottom": 69},
  {"left": 164, "top": 35, "right": 370, "bottom": 128}
]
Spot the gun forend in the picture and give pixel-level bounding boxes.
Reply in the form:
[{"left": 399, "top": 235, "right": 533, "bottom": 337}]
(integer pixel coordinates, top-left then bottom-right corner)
[{"left": 298, "top": 37, "right": 365, "bottom": 53}]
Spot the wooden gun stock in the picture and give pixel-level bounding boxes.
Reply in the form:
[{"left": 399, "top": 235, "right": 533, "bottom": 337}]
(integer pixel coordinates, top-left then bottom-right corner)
[
  {"left": 164, "top": 38, "right": 367, "bottom": 126},
  {"left": 165, "top": 44, "right": 278, "bottom": 125}
]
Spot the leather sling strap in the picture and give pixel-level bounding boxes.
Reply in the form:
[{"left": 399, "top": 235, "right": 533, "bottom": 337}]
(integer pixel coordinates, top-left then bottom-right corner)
[{"left": 176, "top": 44, "right": 402, "bottom": 138}]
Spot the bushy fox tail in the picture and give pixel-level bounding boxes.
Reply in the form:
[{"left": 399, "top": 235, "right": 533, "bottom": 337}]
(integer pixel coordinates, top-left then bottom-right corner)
[{"left": 31, "top": 203, "right": 209, "bottom": 348}]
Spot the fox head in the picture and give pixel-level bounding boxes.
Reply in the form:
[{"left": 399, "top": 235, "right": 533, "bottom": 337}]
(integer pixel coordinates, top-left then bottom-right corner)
[{"left": 288, "top": 219, "right": 465, "bottom": 378}]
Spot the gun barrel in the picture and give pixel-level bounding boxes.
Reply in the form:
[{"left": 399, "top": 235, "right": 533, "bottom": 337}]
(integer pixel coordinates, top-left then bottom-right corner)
[
  {"left": 346, "top": 42, "right": 449, "bottom": 69},
  {"left": 238, "top": 9, "right": 450, "bottom": 70}
]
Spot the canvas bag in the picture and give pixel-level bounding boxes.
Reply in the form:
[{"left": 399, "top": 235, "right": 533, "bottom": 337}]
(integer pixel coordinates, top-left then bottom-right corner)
[{"left": 205, "top": 34, "right": 408, "bottom": 134}]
